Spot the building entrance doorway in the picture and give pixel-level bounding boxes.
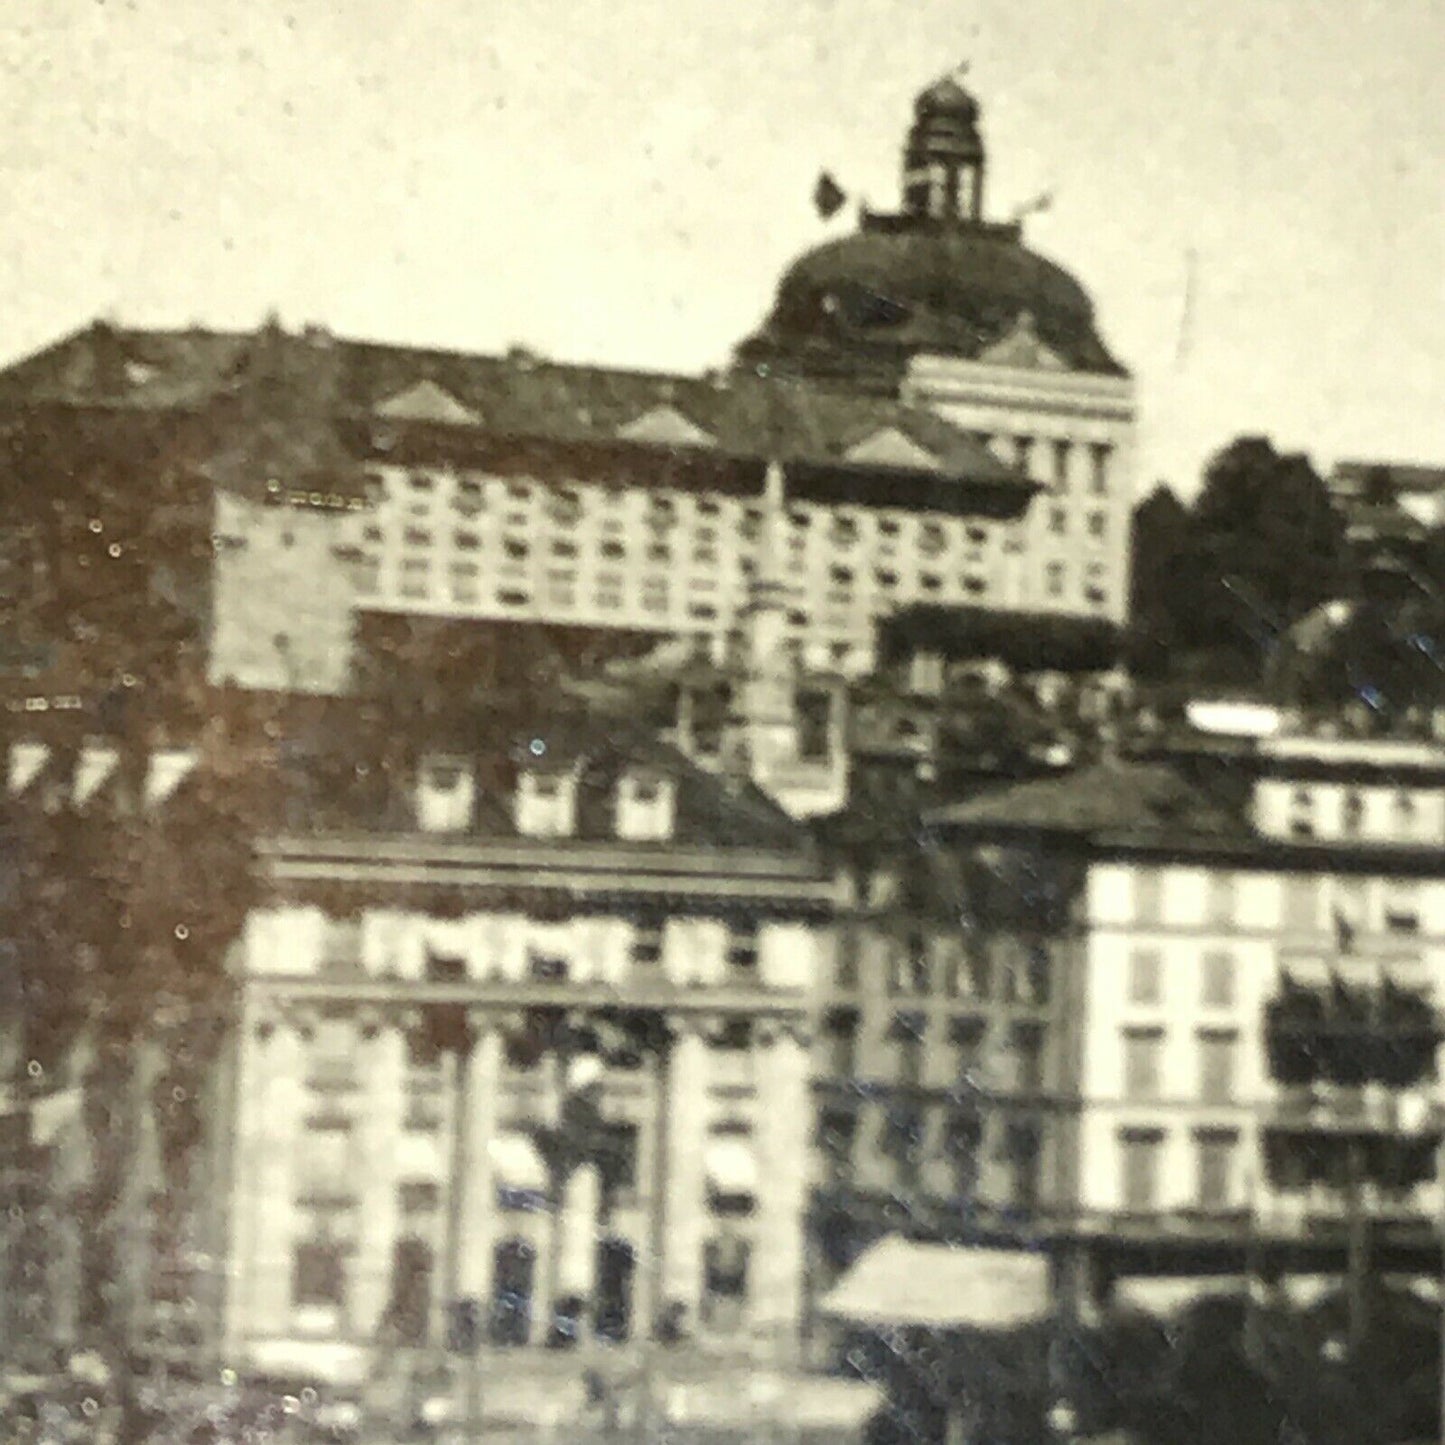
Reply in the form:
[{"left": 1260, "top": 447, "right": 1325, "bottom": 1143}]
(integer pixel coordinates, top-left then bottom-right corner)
[{"left": 594, "top": 1237, "right": 635, "bottom": 1343}]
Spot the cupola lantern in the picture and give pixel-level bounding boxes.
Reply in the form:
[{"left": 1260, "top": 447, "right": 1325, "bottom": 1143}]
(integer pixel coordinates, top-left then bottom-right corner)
[{"left": 902, "top": 72, "right": 986, "bottom": 223}]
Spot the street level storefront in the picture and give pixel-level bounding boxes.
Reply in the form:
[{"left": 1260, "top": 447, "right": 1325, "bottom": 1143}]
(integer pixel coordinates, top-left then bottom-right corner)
[{"left": 820, "top": 1239, "right": 1061, "bottom": 1444}]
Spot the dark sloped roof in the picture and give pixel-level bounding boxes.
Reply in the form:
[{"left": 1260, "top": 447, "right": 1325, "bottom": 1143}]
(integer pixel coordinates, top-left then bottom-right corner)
[
  {"left": 271, "top": 700, "right": 813, "bottom": 856},
  {"left": 0, "top": 321, "right": 1033, "bottom": 496},
  {"left": 927, "top": 757, "right": 1246, "bottom": 842},
  {"left": 737, "top": 218, "right": 1126, "bottom": 381}
]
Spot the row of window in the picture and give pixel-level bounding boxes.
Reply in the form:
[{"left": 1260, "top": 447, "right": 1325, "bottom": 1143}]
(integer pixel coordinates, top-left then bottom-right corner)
[
  {"left": 819, "top": 1012, "right": 1047, "bottom": 1093},
  {"left": 1120, "top": 1026, "right": 1240, "bottom": 1103},
  {"left": 366, "top": 470, "right": 1014, "bottom": 557},
  {"left": 1011, "top": 436, "right": 1113, "bottom": 496},
  {"left": 1284, "top": 785, "right": 1434, "bottom": 843},
  {"left": 1126, "top": 947, "right": 1235, "bottom": 1009},
  {"left": 1043, "top": 559, "right": 1111, "bottom": 606},
  {"left": 816, "top": 1101, "right": 1043, "bottom": 1206},
  {"left": 1044, "top": 506, "right": 1111, "bottom": 540},
  {"left": 1118, "top": 1127, "right": 1238, "bottom": 1212},
  {"left": 879, "top": 935, "right": 1052, "bottom": 1004},
  {"left": 290, "top": 1232, "right": 751, "bottom": 1341},
  {"left": 1128, "top": 870, "right": 1426, "bottom": 934}
]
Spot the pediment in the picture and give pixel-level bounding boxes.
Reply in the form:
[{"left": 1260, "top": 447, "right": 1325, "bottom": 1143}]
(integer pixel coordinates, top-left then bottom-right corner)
[
  {"left": 844, "top": 426, "right": 940, "bottom": 470},
  {"left": 978, "top": 312, "right": 1069, "bottom": 372},
  {"left": 376, "top": 379, "right": 481, "bottom": 426},
  {"left": 616, "top": 405, "right": 715, "bottom": 449}
]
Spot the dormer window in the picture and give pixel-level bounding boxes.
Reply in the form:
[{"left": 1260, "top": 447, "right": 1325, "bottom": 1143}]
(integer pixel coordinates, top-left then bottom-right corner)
[
  {"left": 515, "top": 768, "right": 577, "bottom": 838},
  {"left": 908, "top": 651, "right": 944, "bottom": 698},
  {"left": 615, "top": 771, "right": 676, "bottom": 842},
  {"left": 416, "top": 755, "right": 475, "bottom": 833}
]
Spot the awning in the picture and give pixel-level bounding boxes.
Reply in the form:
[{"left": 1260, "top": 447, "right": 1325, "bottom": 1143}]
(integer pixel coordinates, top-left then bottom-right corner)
[
  {"left": 489, "top": 1131, "right": 548, "bottom": 1194},
  {"left": 819, "top": 1238, "right": 1050, "bottom": 1330},
  {"left": 705, "top": 1138, "right": 757, "bottom": 1197}
]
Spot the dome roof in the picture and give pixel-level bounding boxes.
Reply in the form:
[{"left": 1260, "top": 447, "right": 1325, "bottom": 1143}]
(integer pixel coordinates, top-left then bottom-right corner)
[
  {"left": 915, "top": 75, "right": 978, "bottom": 120},
  {"left": 737, "top": 220, "right": 1126, "bottom": 382}
]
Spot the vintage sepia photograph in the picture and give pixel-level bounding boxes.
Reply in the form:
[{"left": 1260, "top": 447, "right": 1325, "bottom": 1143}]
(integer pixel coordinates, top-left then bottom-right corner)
[{"left": 2, "top": 3, "right": 1444, "bottom": 1441}]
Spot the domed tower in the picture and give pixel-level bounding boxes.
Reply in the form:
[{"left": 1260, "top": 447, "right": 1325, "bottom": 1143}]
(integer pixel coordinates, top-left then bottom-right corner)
[
  {"left": 736, "top": 73, "right": 1138, "bottom": 640},
  {"left": 736, "top": 74, "right": 1124, "bottom": 389},
  {"left": 902, "top": 74, "right": 987, "bottom": 223}
]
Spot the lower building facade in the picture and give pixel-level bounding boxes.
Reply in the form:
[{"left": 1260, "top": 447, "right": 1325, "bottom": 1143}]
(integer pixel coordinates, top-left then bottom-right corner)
[{"left": 209, "top": 721, "right": 833, "bottom": 1384}]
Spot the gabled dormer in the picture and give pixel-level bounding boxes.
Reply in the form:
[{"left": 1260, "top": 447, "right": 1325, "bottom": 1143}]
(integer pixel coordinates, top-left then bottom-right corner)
[
  {"left": 615, "top": 768, "right": 677, "bottom": 842},
  {"left": 416, "top": 754, "right": 475, "bottom": 833},
  {"left": 514, "top": 764, "right": 578, "bottom": 838}
]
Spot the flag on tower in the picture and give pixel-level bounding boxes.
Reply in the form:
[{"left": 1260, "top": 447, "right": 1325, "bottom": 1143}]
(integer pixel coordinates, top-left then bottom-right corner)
[{"left": 813, "top": 171, "right": 847, "bottom": 220}]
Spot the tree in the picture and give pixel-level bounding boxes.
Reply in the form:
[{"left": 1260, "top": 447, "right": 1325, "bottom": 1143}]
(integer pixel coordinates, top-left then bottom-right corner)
[
  {"left": 0, "top": 407, "right": 213, "bottom": 707},
  {"left": 1177, "top": 437, "right": 1349, "bottom": 669},
  {"left": 1127, "top": 484, "right": 1192, "bottom": 680},
  {"left": 0, "top": 703, "right": 273, "bottom": 1443}
]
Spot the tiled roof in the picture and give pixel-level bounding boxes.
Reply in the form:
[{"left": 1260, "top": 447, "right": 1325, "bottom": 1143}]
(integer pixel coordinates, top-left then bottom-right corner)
[
  {"left": 0, "top": 321, "right": 1034, "bottom": 494},
  {"left": 927, "top": 757, "right": 1247, "bottom": 841}
]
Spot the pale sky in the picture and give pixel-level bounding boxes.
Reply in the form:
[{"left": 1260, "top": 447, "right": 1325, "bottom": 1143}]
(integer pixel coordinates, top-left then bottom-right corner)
[{"left": 3, "top": 0, "right": 1443, "bottom": 495}]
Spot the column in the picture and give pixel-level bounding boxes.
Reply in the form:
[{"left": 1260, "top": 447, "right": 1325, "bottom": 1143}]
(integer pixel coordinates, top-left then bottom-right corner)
[
  {"left": 248, "top": 1009, "right": 306, "bottom": 1339},
  {"left": 453, "top": 1018, "right": 502, "bottom": 1323},
  {"left": 532, "top": 1042, "right": 567, "bottom": 1344},
  {"left": 351, "top": 1012, "right": 408, "bottom": 1340},
  {"left": 223, "top": 997, "right": 268, "bottom": 1357},
  {"left": 753, "top": 1019, "right": 812, "bottom": 1354},
  {"left": 659, "top": 1017, "right": 710, "bottom": 1334},
  {"left": 557, "top": 1162, "right": 603, "bottom": 1334}
]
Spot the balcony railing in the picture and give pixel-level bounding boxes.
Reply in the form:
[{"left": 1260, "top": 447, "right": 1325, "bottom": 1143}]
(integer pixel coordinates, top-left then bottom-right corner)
[{"left": 1265, "top": 1085, "right": 1445, "bottom": 1138}]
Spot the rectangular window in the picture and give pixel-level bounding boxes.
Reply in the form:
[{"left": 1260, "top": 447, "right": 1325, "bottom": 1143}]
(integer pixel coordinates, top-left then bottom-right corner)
[
  {"left": 292, "top": 1240, "right": 346, "bottom": 1308},
  {"left": 1133, "top": 870, "right": 1163, "bottom": 924},
  {"left": 1127, "top": 948, "right": 1163, "bottom": 1006},
  {"left": 943, "top": 1108, "right": 983, "bottom": 1196},
  {"left": 725, "top": 919, "right": 759, "bottom": 974},
  {"left": 821, "top": 1008, "right": 858, "bottom": 1077},
  {"left": 884, "top": 1103, "right": 925, "bottom": 1188},
  {"left": 1051, "top": 438, "right": 1070, "bottom": 489},
  {"left": 627, "top": 913, "right": 661, "bottom": 971},
  {"left": 1045, "top": 562, "right": 1065, "bottom": 597},
  {"left": 1205, "top": 871, "right": 1236, "bottom": 925},
  {"left": 1089, "top": 443, "right": 1112, "bottom": 495},
  {"left": 951, "top": 1017, "right": 987, "bottom": 1085},
  {"left": 1197, "top": 1030, "right": 1237, "bottom": 1104},
  {"left": 894, "top": 1016, "right": 925, "bottom": 1087},
  {"left": 817, "top": 1108, "right": 857, "bottom": 1185},
  {"left": 1010, "top": 1022, "right": 1046, "bottom": 1094},
  {"left": 1195, "top": 1130, "right": 1237, "bottom": 1210},
  {"left": 1201, "top": 950, "right": 1235, "bottom": 1009},
  {"left": 1384, "top": 883, "right": 1421, "bottom": 935},
  {"left": 1287, "top": 788, "right": 1315, "bottom": 839},
  {"left": 1122, "top": 1028, "right": 1164, "bottom": 1099},
  {"left": 1087, "top": 511, "right": 1107, "bottom": 539},
  {"left": 1049, "top": 506, "right": 1067, "bottom": 535},
  {"left": 1119, "top": 1129, "right": 1163, "bottom": 1212},
  {"left": 1282, "top": 877, "right": 1318, "bottom": 931},
  {"left": 702, "top": 1239, "right": 750, "bottom": 1332}
]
